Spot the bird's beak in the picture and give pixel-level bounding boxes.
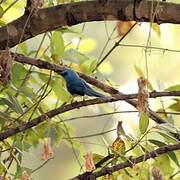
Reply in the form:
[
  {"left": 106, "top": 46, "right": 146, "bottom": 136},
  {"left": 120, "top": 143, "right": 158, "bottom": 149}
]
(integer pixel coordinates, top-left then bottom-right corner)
[{"left": 59, "top": 69, "right": 67, "bottom": 76}]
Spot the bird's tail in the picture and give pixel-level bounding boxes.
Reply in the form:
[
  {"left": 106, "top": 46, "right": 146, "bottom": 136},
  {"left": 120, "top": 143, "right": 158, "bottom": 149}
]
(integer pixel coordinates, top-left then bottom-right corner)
[{"left": 86, "top": 88, "right": 105, "bottom": 98}]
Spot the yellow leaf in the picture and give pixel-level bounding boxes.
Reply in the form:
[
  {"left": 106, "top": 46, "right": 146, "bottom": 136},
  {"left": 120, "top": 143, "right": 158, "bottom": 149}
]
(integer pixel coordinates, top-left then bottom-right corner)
[
  {"left": 112, "top": 137, "right": 125, "bottom": 154},
  {"left": 152, "top": 23, "right": 161, "bottom": 36}
]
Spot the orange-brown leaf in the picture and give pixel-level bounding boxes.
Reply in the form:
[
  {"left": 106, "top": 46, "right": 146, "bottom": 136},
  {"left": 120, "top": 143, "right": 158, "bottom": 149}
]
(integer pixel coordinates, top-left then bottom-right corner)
[
  {"left": 41, "top": 137, "right": 53, "bottom": 161},
  {"left": 152, "top": 167, "right": 163, "bottom": 180},
  {"left": 22, "top": 171, "right": 31, "bottom": 180},
  {"left": 116, "top": 21, "right": 136, "bottom": 36},
  {"left": 84, "top": 152, "right": 96, "bottom": 172},
  {"left": 137, "top": 77, "right": 149, "bottom": 113}
]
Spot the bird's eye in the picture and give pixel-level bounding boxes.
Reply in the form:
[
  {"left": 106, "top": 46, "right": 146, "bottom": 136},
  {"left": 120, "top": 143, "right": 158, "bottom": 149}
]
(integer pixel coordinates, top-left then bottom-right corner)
[{"left": 63, "top": 72, "right": 68, "bottom": 76}]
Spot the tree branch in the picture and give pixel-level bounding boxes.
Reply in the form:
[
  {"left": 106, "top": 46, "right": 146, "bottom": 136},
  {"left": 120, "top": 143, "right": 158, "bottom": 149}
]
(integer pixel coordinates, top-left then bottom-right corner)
[
  {"left": 72, "top": 143, "right": 180, "bottom": 179},
  {"left": 1, "top": 0, "right": 180, "bottom": 49},
  {"left": 0, "top": 89, "right": 180, "bottom": 141},
  {"left": 12, "top": 52, "right": 165, "bottom": 124}
]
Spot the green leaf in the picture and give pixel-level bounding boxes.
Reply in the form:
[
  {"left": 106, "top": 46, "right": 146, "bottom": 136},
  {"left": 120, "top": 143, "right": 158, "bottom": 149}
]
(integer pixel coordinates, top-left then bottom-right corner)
[
  {"left": 139, "top": 112, "right": 149, "bottom": 134},
  {"left": 0, "top": 97, "right": 14, "bottom": 107},
  {"left": 38, "top": 71, "right": 49, "bottom": 83},
  {"left": 18, "top": 42, "right": 28, "bottom": 55},
  {"left": 168, "top": 151, "right": 180, "bottom": 167},
  {"left": 0, "top": 111, "right": 14, "bottom": 125},
  {"left": 165, "top": 84, "right": 180, "bottom": 91},
  {"left": 0, "top": 162, "right": 5, "bottom": 175},
  {"left": 49, "top": 125, "right": 62, "bottom": 147},
  {"left": 154, "top": 124, "right": 180, "bottom": 143},
  {"left": 34, "top": 122, "right": 49, "bottom": 138},
  {"left": 82, "top": 58, "right": 97, "bottom": 74},
  {"left": 51, "top": 79, "right": 72, "bottom": 103},
  {"left": 149, "top": 137, "right": 180, "bottom": 167},
  {"left": 149, "top": 139, "right": 166, "bottom": 147},
  {"left": 0, "top": 6, "right": 3, "bottom": 14},
  {"left": 153, "top": 155, "right": 174, "bottom": 175},
  {"left": 0, "top": 97, "right": 22, "bottom": 114},
  {"left": 25, "top": 129, "right": 40, "bottom": 148},
  {"left": 0, "top": 17, "right": 6, "bottom": 26},
  {"left": 18, "top": 86, "right": 35, "bottom": 98},
  {"left": 156, "top": 123, "right": 180, "bottom": 134},
  {"left": 88, "top": 59, "right": 97, "bottom": 74},
  {"left": 151, "top": 23, "right": 161, "bottom": 36},
  {"left": 51, "top": 31, "right": 64, "bottom": 62},
  {"left": 134, "top": 65, "right": 153, "bottom": 90},
  {"left": 158, "top": 131, "right": 179, "bottom": 144},
  {"left": 147, "top": 80, "right": 154, "bottom": 91},
  {"left": 14, "top": 166, "right": 32, "bottom": 179},
  {"left": 42, "top": 54, "right": 51, "bottom": 62},
  {"left": 63, "top": 49, "right": 89, "bottom": 64},
  {"left": 8, "top": 94, "right": 23, "bottom": 114},
  {"left": 134, "top": 65, "right": 144, "bottom": 77},
  {"left": 12, "top": 63, "right": 27, "bottom": 87},
  {"left": 168, "top": 99, "right": 180, "bottom": 112},
  {"left": 92, "top": 153, "right": 104, "bottom": 164}
]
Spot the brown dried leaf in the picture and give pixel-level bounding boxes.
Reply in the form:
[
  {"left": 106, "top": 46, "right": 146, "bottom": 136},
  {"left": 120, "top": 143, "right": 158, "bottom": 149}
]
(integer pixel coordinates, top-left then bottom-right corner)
[
  {"left": 41, "top": 137, "right": 53, "bottom": 161},
  {"left": 152, "top": 167, "right": 163, "bottom": 180},
  {"left": 22, "top": 171, "right": 31, "bottom": 180},
  {"left": 116, "top": 21, "right": 136, "bottom": 36},
  {"left": 84, "top": 152, "right": 96, "bottom": 172},
  {"left": 137, "top": 77, "right": 149, "bottom": 113},
  {"left": 117, "top": 121, "right": 126, "bottom": 137},
  {"left": 27, "top": 0, "right": 44, "bottom": 13},
  {"left": 31, "top": 0, "right": 44, "bottom": 8},
  {"left": 0, "top": 50, "right": 12, "bottom": 86}
]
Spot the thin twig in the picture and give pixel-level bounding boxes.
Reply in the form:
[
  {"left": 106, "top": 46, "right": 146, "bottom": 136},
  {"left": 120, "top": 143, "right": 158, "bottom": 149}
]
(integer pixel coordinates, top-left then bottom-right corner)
[
  {"left": 64, "top": 110, "right": 180, "bottom": 122},
  {"left": 117, "top": 44, "right": 180, "bottom": 53},
  {"left": 32, "top": 157, "right": 54, "bottom": 174},
  {"left": 169, "top": 169, "right": 180, "bottom": 179},
  {"left": 58, "top": 115, "right": 83, "bottom": 169},
  {"left": 93, "top": 22, "right": 137, "bottom": 72},
  {"left": 64, "top": 128, "right": 116, "bottom": 139}
]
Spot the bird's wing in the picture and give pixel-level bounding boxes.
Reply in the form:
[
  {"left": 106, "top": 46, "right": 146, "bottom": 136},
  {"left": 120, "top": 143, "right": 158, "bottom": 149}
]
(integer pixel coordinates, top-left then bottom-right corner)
[
  {"left": 67, "top": 78, "right": 86, "bottom": 96},
  {"left": 67, "top": 77, "right": 104, "bottom": 97},
  {"left": 81, "top": 79, "right": 104, "bottom": 97}
]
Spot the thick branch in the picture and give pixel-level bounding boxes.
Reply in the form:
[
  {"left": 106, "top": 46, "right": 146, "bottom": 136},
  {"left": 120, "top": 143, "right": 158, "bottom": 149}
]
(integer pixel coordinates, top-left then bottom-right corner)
[
  {"left": 1, "top": 0, "right": 180, "bottom": 49},
  {"left": 72, "top": 143, "right": 180, "bottom": 179},
  {"left": 0, "top": 90, "right": 180, "bottom": 141}
]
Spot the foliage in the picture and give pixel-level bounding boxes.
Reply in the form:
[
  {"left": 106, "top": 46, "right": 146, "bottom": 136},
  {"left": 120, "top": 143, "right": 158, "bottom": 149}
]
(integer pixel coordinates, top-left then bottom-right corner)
[{"left": 0, "top": 0, "right": 179, "bottom": 180}]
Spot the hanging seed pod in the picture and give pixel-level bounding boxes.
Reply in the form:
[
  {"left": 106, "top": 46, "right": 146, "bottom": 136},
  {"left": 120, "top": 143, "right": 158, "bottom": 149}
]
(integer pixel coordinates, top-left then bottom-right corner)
[{"left": 0, "top": 50, "right": 12, "bottom": 86}]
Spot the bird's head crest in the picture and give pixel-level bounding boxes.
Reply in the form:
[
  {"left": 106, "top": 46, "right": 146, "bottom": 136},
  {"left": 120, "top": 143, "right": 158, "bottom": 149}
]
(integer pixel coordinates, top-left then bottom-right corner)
[{"left": 59, "top": 69, "right": 79, "bottom": 82}]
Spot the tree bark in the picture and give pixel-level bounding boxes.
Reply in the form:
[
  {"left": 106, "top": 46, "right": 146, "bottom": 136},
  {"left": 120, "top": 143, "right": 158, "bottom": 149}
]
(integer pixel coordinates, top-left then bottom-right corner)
[{"left": 0, "top": 0, "right": 180, "bottom": 49}]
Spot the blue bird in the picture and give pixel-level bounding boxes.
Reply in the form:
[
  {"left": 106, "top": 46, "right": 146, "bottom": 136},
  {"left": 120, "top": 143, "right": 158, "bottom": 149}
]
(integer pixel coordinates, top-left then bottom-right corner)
[{"left": 59, "top": 69, "right": 104, "bottom": 98}]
